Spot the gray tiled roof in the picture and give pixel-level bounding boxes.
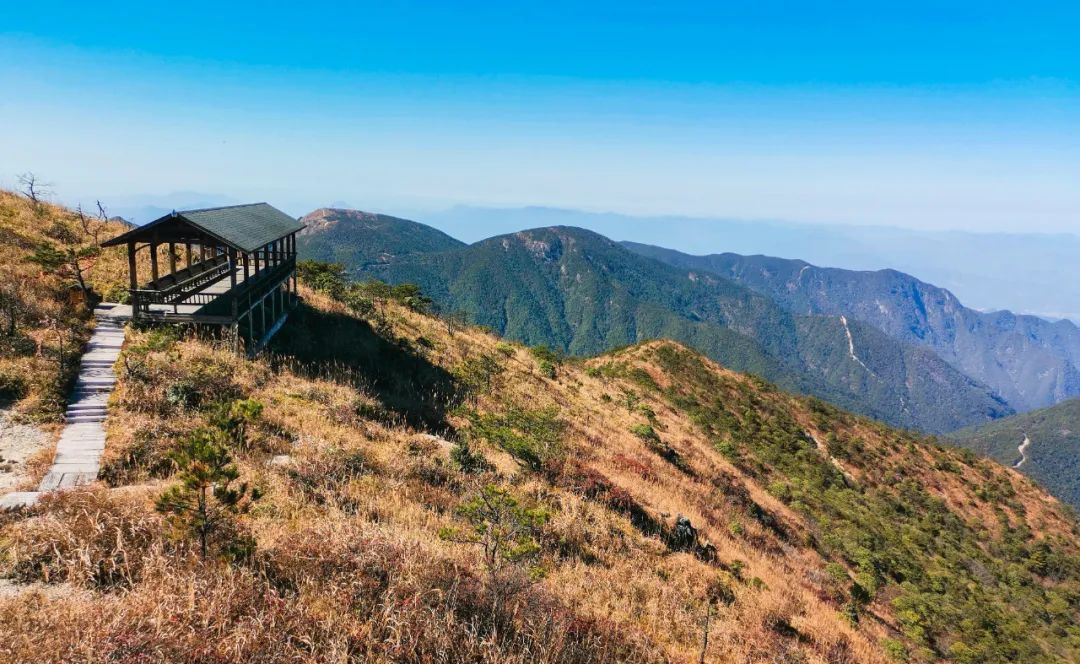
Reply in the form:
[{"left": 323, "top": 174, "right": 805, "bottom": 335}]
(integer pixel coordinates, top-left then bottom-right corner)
[{"left": 103, "top": 203, "right": 303, "bottom": 252}]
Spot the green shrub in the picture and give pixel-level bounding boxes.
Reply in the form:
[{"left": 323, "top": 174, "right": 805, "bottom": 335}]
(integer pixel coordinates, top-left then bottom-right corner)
[
  {"left": 390, "top": 283, "right": 432, "bottom": 313},
  {"left": 0, "top": 368, "right": 27, "bottom": 402},
  {"left": 165, "top": 380, "right": 200, "bottom": 410},
  {"left": 882, "top": 639, "right": 909, "bottom": 662},
  {"left": 451, "top": 439, "right": 493, "bottom": 474},
  {"left": 467, "top": 406, "right": 565, "bottom": 471},
  {"left": 538, "top": 358, "right": 556, "bottom": 379},
  {"left": 631, "top": 423, "right": 689, "bottom": 473},
  {"left": 439, "top": 484, "right": 550, "bottom": 579},
  {"left": 296, "top": 260, "right": 347, "bottom": 297},
  {"left": 630, "top": 423, "right": 661, "bottom": 445},
  {"left": 156, "top": 427, "right": 261, "bottom": 561},
  {"left": 139, "top": 327, "right": 181, "bottom": 352},
  {"left": 528, "top": 344, "right": 561, "bottom": 365}
]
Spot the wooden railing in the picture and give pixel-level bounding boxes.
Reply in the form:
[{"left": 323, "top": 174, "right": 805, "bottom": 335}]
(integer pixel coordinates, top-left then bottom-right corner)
[
  {"left": 147, "top": 254, "right": 229, "bottom": 291},
  {"left": 197, "top": 257, "right": 296, "bottom": 318},
  {"left": 132, "top": 256, "right": 296, "bottom": 325},
  {"left": 133, "top": 254, "right": 233, "bottom": 311}
]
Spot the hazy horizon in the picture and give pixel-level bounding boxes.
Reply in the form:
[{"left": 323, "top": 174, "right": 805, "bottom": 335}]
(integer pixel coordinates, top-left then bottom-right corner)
[{"left": 4, "top": 1, "right": 1080, "bottom": 234}]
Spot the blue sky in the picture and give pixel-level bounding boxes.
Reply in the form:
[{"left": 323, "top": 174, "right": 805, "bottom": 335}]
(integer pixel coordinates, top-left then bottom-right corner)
[{"left": 3, "top": 1, "right": 1080, "bottom": 232}]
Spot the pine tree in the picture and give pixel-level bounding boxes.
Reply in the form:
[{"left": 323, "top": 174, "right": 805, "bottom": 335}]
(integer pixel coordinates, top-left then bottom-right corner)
[{"left": 156, "top": 428, "right": 261, "bottom": 560}]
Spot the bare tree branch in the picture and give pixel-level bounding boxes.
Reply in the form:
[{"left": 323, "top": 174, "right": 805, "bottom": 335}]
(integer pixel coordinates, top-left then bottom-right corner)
[{"left": 16, "top": 172, "right": 51, "bottom": 206}]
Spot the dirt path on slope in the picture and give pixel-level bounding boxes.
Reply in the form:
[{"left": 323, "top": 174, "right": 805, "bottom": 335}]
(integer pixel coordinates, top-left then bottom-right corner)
[{"left": 1014, "top": 433, "right": 1032, "bottom": 469}]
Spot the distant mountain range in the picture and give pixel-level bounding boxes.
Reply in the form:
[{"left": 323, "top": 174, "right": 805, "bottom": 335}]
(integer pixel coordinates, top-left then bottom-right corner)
[
  {"left": 953, "top": 397, "right": 1080, "bottom": 510},
  {"left": 421, "top": 205, "right": 1080, "bottom": 322},
  {"left": 622, "top": 244, "right": 1080, "bottom": 414},
  {"left": 298, "top": 208, "right": 1014, "bottom": 434}
]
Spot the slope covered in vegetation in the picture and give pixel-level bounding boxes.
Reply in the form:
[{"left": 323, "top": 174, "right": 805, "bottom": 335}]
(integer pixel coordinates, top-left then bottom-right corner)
[
  {"left": 0, "top": 189, "right": 132, "bottom": 422},
  {"left": 953, "top": 396, "right": 1080, "bottom": 510},
  {"left": 304, "top": 218, "right": 1010, "bottom": 433},
  {"left": 623, "top": 242, "right": 1080, "bottom": 414},
  {"left": 1, "top": 265, "right": 1078, "bottom": 663},
  {"left": 298, "top": 207, "right": 465, "bottom": 274}
]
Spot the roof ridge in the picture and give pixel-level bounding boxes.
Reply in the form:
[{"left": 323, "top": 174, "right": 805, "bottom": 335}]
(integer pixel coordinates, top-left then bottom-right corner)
[{"left": 179, "top": 202, "right": 268, "bottom": 215}]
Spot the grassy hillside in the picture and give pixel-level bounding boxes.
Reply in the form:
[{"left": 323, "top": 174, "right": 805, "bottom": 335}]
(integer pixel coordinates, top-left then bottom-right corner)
[
  {"left": 953, "top": 397, "right": 1080, "bottom": 510},
  {"left": 0, "top": 190, "right": 133, "bottom": 422},
  {"left": 2, "top": 279, "right": 1079, "bottom": 662},
  {"left": 316, "top": 222, "right": 1009, "bottom": 433}
]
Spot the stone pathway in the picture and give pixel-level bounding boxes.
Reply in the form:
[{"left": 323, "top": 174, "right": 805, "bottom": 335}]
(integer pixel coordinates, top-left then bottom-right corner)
[{"left": 0, "top": 304, "right": 128, "bottom": 509}]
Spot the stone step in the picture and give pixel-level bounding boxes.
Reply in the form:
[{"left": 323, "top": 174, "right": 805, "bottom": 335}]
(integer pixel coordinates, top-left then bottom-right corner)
[
  {"left": 57, "top": 431, "right": 106, "bottom": 441},
  {"left": 57, "top": 443, "right": 106, "bottom": 454},
  {"left": 0, "top": 492, "right": 41, "bottom": 510},
  {"left": 39, "top": 471, "right": 97, "bottom": 491},
  {"left": 47, "top": 461, "right": 100, "bottom": 473},
  {"left": 65, "top": 411, "right": 107, "bottom": 419},
  {"left": 54, "top": 452, "right": 103, "bottom": 465},
  {"left": 68, "top": 398, "right": 109, "bottom": 408}
]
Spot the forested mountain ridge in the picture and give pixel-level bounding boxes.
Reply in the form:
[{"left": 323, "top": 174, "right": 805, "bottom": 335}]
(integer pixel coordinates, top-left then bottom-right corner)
[
  {"left": 298, "top": 207, "right": 465, "bottom": 272},
  {"left": 623, "top": 242, "right": 1080, "bottom": 414},
  {"left": 953, "top": 397, "right": 1080, "bottom": 510},
  {"left": 298, "top": 213, "right": 1011, "bottom": 433}
]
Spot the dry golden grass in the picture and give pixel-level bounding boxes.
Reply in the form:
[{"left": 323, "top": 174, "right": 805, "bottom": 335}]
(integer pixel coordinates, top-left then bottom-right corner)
[
  {"left": 0, "top": 190, "right": 135, "bottom": 422},
  {"left": 0, "top": 260, "right": 1078, "bottom": 661}
]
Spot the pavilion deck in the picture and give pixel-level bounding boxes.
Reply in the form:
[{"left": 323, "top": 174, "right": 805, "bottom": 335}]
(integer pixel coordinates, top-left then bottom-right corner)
[
  {"left": 102, "top": 202, "right": 304, "bottom": 355},
  {"left": 133, "top": 256, "right": 295, "bottom": 325}
]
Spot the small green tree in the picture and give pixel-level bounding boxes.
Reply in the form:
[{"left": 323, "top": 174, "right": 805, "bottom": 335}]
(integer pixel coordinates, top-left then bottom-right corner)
[
  {"left": 296, "top": 260, "right": 348, "bottom": 297},
  {"left": 440, "top": 484, "right": 549, "bottom": 579},
  {"left": 156, "top": 428, "right": 261, "bottom": 560},
  {"left": 210, "top": 398, "right": 264, "bottom": 450},
  {"left": 28, "top": 242, "right": 101, "bottom": 299},
  {"left": 391, "top": 283, "right": 432, "bottom": 313},
  {"left": 340, "top": 287, "right": 375, "bottom": 316},
  {"left": 454, "top": 353, "right": 505, "bottom": 402}
]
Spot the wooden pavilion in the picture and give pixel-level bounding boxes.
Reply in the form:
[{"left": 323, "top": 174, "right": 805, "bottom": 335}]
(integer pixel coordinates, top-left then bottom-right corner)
[{"left": 102, "top": 203, "right": 303, "bottom": 355}]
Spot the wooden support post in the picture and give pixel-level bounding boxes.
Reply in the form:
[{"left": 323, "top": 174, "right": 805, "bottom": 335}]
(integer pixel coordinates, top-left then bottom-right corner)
[
  {"left": 200, "top": 241, "right": 207, "bottom": 262},
  {"left": 150, "top": 242, "right": 159, "bottom": 283},
  {"left": 228, "top": 247, "right": 237, "bottom": 304},
  {"left": 185, "top": 242, "right": 192, "bottom": 267},
  {"left": 229, "top": 248, "right": 239, "bottom": 334},
  {"left": 127, "top": 241, "right": 139, "bottom": 318},
  {"left": 243, "top": 252, "right": 250, "bottom": 281},
  {"left": 168, "top": 242, "right": 177, "bottom": 275}
]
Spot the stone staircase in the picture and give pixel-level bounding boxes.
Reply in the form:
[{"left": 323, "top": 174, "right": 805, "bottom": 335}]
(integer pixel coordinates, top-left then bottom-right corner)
[{"left": 0, "top": 304, "right": 128, "bottom": 509}]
